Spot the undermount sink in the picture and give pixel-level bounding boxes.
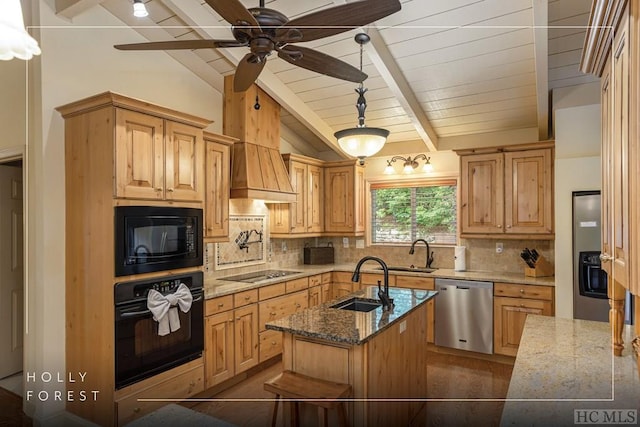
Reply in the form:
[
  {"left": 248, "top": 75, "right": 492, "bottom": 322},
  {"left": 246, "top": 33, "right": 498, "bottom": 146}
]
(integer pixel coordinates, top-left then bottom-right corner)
[
  {"left": 375, "top": 266, "right": 437, "bottom": 273},
  {"left": 331, "top": 297, "right": 382, "bottom": 312}
]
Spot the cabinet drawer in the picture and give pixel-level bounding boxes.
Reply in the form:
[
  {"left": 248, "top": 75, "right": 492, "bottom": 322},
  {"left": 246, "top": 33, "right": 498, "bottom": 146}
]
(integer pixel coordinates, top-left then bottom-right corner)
[
  {"left": 360, "top": 273, "right": 396, "bottom": 287},
  {"left": 309, "top": 274, "right": 322, "bottom": 287},
  {"left": 116, "top": 364, "right": 204, "bottom": 426},
  {"left": 234, "top": 289, "right": 258, "bottom": 307},
  {"left": 395, "top": 275, "right": 435, "bottom": 290},
  {"left": 494, "top": 283, "right": 553, "bottom": 301},
  {"left": 285, "top": 277, "right": 308, "bottom": 293},
  {"left": 259, "top": 291, "right": 308, "bottom": 331},
  {"left": 259, "top": 282, "right": 286, "bottom": 300},
  {"left": 321, "top": 272, "right": 332, "bottom": 284},
  {"left": 259, "top": 329, "right": 283, "bottom": 362},
  {"left": 332, "top": 271, "right": 353, "bottom": 283},
  {"left": 205, "top": 295, "right": 233, "bottom": 316}
]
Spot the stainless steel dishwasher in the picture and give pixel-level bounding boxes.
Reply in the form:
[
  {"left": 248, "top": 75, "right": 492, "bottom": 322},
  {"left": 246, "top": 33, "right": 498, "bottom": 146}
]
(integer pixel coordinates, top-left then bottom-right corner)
[{"left": 434, "top": 278, "right": 493, "bottom": 354}]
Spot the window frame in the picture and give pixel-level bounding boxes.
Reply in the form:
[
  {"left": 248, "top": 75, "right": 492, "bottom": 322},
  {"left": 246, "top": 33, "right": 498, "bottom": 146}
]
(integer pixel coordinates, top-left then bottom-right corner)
[{"left": 366, "top": 176, "right": 460, "bottom": 247}]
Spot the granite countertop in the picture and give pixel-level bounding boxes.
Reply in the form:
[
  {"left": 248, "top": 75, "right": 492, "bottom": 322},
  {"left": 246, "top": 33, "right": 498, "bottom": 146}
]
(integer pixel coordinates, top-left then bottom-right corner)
[
  {"left": 264, "top": 286, "right": 437, "bottom": 345},
  {"left": 501, "top": 315, "right": 639, "bottom": 426},
  {"left": 204, "top": 263, "right": 554, "bottom": 299}
]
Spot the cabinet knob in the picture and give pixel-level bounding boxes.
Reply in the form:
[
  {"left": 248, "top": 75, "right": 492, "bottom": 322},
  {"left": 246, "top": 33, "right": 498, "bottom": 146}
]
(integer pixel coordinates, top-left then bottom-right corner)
[
  {"left": 295, "top": 303, "right": 301, "bottom": 308},
  {"left": 520, "top": 304, "right": 525, "bottom": 308},
  {"left": 133, "top": 408, "right": 141, "bottom": 413},
  {"left": 244, "top": 296, "right": 250, "bottom": 300},
  {"left": 497, "top": 224, "right": 502, "bottom": 228},
  {"left": 167, "top": 188, "right": 174, "bottom": 192},
  {"left": 155, "top": 187, "right": 163, "bottom": 192},
  {"left": 218, "top": 303, "right": 224, "bottom": 308},
  {"left": 506, "top": 225, "right": 511, "bottom": 228},
  {"left": 270, "top": 311, "right": 276, "bottom": 316},
  {"left": 271, "top": 341, "right": 277, "bottom": 346},
  {"left": 519, "top": 289, "right": 525, "bottom": 294},
  {"left": 236, "top": 317, "right": 241, "bottom": 321}
]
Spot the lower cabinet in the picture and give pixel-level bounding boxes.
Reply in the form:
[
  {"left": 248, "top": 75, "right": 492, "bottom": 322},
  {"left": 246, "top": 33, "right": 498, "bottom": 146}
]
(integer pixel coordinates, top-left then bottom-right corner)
[
  {"left": 395, "top": 275, "right": 435, "bottom": 344},
  {"left": 331, "top": 271, "right": 358, "bottom": 300},
  {"left": 204, "top": 295, "right": 259, "bottom": 388},
  {"left": 115, "top": 359, "right": 204, "bottom": 426},
  {"left": 493, "top": 283, "right": 554, "bottom": 356}
]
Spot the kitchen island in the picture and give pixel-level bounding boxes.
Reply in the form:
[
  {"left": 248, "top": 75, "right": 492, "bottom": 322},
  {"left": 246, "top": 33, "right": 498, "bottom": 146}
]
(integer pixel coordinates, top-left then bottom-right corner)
[
  {"left": 501, "top": 315, "right": 639, "bottom": 426},
  {"left": 266, "top": 286, "right": 437, "bottom": 426}
]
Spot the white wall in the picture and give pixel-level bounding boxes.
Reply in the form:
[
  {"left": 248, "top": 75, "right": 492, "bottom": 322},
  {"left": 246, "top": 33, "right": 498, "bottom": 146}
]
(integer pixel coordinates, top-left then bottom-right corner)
[
  {"left": 553, "top": 103, "right": 601, "bottom": 319},
  {"left": 19, "top": 3, "right": 224, "bottom": 422}
]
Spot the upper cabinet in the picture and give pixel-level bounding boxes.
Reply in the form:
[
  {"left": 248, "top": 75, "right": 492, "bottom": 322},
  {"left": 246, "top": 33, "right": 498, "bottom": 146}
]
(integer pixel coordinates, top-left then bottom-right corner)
[
  {"left": 324, "top": 160, "right": 366, "bottom": 236},
  {"left": 115, "top": 109, "right": 206, "bottom": 201},
  {"left": 457, "top": 143, "right": 554, "bottom": 239},
  {"left": 203, "top": 131, "right": 237, "bottom": 241},
  {"left": 269, "top": 154, "right": 324, "bottom": 237}
]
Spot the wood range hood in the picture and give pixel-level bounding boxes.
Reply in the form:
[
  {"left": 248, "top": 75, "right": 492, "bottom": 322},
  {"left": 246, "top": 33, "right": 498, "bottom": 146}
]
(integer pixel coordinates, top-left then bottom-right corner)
[{"left": 223, "top": 76, "right": 296, "bottom": 203}]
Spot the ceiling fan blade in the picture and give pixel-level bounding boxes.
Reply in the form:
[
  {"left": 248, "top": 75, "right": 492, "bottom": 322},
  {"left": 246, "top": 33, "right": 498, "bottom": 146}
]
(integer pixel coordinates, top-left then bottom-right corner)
[
  {"left": 234, "top": 53, "right": 267, "bottom": 92},
  {"left": 114, "top": 39, "right": 246, "bottom": 51},
  {"left": 276, "top": 0, "right": 401, "bottom": 42},
  {"left": 278, "top": 46, "right": 367, "bottom": 83},
  {"left": 204, "top": 0, "right": 259, "bottom": 27}
]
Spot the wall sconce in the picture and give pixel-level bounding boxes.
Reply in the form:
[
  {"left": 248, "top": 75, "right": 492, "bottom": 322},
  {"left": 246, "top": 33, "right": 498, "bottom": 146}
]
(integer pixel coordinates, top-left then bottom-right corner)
[{"left": 384, "top": 154, "right": 433, "bottom": 175}]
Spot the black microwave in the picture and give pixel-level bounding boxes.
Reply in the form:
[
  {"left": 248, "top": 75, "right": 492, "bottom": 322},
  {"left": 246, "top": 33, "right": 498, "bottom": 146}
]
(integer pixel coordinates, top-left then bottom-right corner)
[{"left": 115, "top": 206, "right": 203, "bottom": 277}]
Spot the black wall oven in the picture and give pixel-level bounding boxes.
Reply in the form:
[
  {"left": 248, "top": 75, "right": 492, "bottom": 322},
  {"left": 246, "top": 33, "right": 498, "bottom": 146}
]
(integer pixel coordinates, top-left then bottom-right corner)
[
  {"left": 115, "top": 206, "right": 203, "bottom": 277},
  {"left": 114, "top": 271, "right": 204, "bottom": 389}
]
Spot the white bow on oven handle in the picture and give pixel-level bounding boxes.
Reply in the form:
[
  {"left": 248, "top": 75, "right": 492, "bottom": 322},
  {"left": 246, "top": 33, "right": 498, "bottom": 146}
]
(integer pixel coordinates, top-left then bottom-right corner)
[{"left": 147, "top": 283, "right": 193, "bottom": 336}]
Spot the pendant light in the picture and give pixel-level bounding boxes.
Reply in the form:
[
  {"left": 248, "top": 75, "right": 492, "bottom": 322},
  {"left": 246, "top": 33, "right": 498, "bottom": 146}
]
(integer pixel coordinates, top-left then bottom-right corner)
[
  {"left": 133, "top": 0, "right": 149, "bottom": 18},
  {"left": 334, "top": 33, "right": 389, "bottom": 165},
  {"left": 0, "top": 0, "right": 41, "bottom": 61}
]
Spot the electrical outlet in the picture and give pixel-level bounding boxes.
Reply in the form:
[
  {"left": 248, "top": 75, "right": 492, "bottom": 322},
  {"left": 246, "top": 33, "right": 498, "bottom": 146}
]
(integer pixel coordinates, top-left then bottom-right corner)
[
  {"left": 281, "top": 241, "right": 287, "bottom": 252},
  {"left": 356, "top": 239, "right": 365, "bottom": 249},
  {"left": 496, "top": 242, "right": 503, "bottom": 254},
  {"left": 399, "top": 320, "right": 406, "bottom": 334},
  {"left": 343, "top": 237, "right": 349, "bottom": 248}
]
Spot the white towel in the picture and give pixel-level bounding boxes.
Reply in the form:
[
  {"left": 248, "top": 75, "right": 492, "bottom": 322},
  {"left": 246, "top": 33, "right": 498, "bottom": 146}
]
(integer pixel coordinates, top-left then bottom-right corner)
[{"left": 147, "top": 283, "right": 193, "bottom": 336}]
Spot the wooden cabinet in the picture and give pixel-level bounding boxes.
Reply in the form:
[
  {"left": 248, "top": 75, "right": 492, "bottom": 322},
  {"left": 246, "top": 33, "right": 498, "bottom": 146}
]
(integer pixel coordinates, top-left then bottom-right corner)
[
  {"left": 493, "top": 283, "right": 554, "bottom": 357},
  {"left": 204, "top": 132, "right": 236, "bottom": 240},
  {"left": 204, "top": 295, "right": 259, "bottom": 387},
  {"left": 308, "top": 273, "right": 331, "bottom": 307},
  {"left": 258, "top": 290, "right": 309, "bottom": 331},
  {"left": 269, "top": 154, "right": 324, "bottom": 237},
  {"left": 582, "top": 0, "right": 640, "bottom": 352},
  {"left": 115, "top": 109, "right": 206, "bottom": 202},
  {"left": 57, "top": 92, "right": 212, "bottom": 426},
  {"left": 324, "top": 161, "right": 366, "bottom": 236},
  {"left": 395, "top": 275, "right": 436, "bottom": 344},
  {"left": 331, "top": 271, "right": 358, "bottom": 300},
  {"left": 458, "top": 144, "right": 554, "bottom": 238}
]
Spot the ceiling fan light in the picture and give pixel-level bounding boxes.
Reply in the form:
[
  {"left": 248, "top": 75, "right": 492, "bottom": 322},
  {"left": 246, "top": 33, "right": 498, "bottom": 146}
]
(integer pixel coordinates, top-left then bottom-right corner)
[
  {"left": 0, "top": 0, "right": 41, "bottom": 61},
  {"left": 133, "top": 0, "right": 149, "bottom": 18},
  {"left": 334, "top": 127, "right": 389, "bottom": 159}
]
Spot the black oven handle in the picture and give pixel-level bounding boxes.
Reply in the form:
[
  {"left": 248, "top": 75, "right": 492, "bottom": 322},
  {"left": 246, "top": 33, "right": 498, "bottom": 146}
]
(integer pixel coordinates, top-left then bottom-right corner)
[{"left": 117, "top": 294, "right": 203, "bottom": 319}]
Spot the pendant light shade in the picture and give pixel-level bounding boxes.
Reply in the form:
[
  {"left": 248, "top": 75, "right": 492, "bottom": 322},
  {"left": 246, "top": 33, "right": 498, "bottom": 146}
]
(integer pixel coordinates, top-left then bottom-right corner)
[
  {"left": 334, "top": 33, "right": 389, "bottom": 165},
  {"left": 133, "top": 0, "right": 149, "bottom": 18},
  {"left": 0, "top": 0, "right": 41, "bottom": 61}
]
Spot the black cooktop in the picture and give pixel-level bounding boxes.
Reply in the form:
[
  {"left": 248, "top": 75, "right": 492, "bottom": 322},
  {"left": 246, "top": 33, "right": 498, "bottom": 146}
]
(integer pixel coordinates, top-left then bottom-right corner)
[{"left": 218, "top": 269, "right": 302, "bottom": 283}]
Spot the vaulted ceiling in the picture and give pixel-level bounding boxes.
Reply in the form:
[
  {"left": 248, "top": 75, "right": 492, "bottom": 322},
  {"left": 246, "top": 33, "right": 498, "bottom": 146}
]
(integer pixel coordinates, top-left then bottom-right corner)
[{"left": 56, "top": 0, "right": 598, "bottom": 159}]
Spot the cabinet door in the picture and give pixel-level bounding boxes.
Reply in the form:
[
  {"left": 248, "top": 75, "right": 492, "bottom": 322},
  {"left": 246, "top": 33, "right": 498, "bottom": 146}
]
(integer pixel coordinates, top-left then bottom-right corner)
[
  {"left": 309, "top": 286, "right": 322, "bottom": 307},
  {"left": 205, "top": 311, "right": 234, "bottom": 387},
  {"left": 460, "top": 153, "right": 504, "bottom": 233},
  {"left": 115, "top": 109, "right": 164, "bottom": 199},
  {"left": 204, "top": 139, "right": 230, "bottom": 239},
  {"left": 307, "top": 164, "right": 324, "bottom": 233},
  {"left": 600, "top": 57, "right": 613, "bottom": 280},
  {"left": 331, "top": 283, "right": 354, "bottom": 300},
  {"left": 269, "top": 204, "right": 290, "bottom": 234},
  {"left": 493, "top": 297, "right": 552, "bottom": 356},
  {"left": 504, "top": 149, "right": 553, "bottom": 234},
  {"left": 611, "top": 10, "right": 630, "bottom": 290},
  {"left": 324, "top": 166, "right": 354, "bottom": 232},
  {"left": 234, "top": 304, "right": 259, "bottom": 374},
  {"left": 290, "top": 161, "right": 307, "bottom": 233},
  {"left": 165, "top": 121, "right": 204, "bottom": 201}
]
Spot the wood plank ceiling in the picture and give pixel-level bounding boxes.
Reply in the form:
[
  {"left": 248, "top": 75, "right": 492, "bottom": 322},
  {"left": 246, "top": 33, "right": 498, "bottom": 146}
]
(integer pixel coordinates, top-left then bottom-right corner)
[{"left": 88, "top": 0, "right": 596, "bottom": 158}]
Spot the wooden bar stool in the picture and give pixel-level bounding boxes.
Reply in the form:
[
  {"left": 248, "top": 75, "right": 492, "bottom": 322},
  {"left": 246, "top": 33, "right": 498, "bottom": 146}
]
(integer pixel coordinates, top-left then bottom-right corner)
[{"left": 264, "top": 370, "right": 351, "bottom": 427}]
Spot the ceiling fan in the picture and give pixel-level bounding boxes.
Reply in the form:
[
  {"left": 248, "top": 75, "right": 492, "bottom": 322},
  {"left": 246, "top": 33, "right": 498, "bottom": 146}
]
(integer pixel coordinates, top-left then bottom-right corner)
[{"left": 114, "top": 0, "right": 401, "bottom": 92}]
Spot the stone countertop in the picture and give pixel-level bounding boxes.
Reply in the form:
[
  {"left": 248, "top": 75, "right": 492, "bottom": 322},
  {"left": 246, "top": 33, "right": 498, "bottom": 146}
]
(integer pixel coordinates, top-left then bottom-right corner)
[
  {"left": 501, "top": 315, "right": 639, "bottom": 426},
  {"left": 264, "top": 286, "right": 437, "bottom": 345},
  {"left": 204, "top": 263, "right": 554, "bottom": 299}
]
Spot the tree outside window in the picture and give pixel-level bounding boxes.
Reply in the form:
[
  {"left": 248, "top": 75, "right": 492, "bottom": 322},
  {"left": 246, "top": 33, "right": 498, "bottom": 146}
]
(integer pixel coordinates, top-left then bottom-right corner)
[{"left": 371, "top": 181, "right": 457, "bottom": 245}]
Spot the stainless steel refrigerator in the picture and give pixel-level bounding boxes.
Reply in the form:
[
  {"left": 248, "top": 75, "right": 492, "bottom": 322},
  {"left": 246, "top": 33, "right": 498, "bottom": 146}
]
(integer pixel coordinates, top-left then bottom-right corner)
[{"left": 572, "top": 191, "right": 633, "bottom": 323}]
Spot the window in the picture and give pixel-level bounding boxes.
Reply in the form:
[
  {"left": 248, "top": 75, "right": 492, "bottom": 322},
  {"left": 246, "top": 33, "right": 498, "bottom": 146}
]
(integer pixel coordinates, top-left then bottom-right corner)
[{"left": 371, "top": 180, "right": 457, "bottom": 245}]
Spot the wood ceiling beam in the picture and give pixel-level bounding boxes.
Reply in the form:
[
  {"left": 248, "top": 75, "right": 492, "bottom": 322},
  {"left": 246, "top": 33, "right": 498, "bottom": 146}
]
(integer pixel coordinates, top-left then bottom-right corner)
[
  {"left": 163, "top": 0, "right": 349, "bottom": 158},
  {"left": 532, "top": 0, "right": 549, "bottom": 140},
  {"left": 55, "top": 0, "right": 104, "bottom": 20},
  {"left": 365, "top": 28, "right": 439, "bottom": 152}
]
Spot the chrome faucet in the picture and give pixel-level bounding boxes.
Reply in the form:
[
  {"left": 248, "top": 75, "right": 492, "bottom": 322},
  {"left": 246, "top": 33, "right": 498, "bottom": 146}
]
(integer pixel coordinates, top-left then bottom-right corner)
[
  {"left": 409, "top": 239, "right": 431, "bottom": 268},
  {"left": 352, "top": 256, "right": 393, "bottom": 311}
]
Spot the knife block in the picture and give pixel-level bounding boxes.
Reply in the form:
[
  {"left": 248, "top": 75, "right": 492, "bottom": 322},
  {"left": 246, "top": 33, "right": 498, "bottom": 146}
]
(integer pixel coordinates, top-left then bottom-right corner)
[{"left": 524, "top": 255, "right": 554, "bottom": 277}]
